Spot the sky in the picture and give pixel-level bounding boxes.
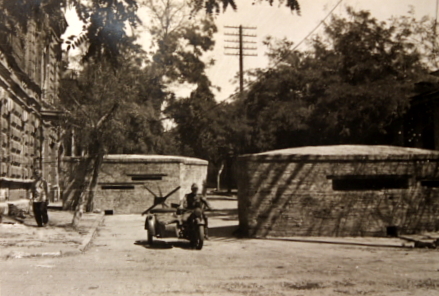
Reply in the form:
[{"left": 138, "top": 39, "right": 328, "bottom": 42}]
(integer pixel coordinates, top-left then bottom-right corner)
[
  {"left": 205, "top": 0, "right": 438, "bottom": 101},
  {"left": 64, "top": 0, "right": 439, "bottom": 101}
]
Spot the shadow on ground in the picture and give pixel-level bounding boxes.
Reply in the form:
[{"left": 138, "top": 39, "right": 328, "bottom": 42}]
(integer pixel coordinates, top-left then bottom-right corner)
[
  {"left": 209, "top": 225, "right": 239, "bottom": 238},
  {"left": 134, "top": 239, "right": 192, "bottom": 250},
  {"left": 134, "top": 224, "right": 240, "bottom": 250}
]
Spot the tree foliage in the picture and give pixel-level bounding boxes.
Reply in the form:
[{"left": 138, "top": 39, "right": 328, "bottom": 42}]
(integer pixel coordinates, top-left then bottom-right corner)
[
  {"left": 233, "top": 7, "right": 432, "bottom": 153},
  {"left": 0, "top": 0, "right": 67, "bottom": 31},
  {"left": 163, "top": 7, "right": 437, "bottom": 189},
  {"left": 164, "top": 77, "right": 250, "bottom": 190},
  {"left": 145, "top": 0, "right": 230, "bottom": 164},
  {"left": 390, "top": 7, "right": 439, "bottom": 69},
  {"left": 165, "top": 78, "right": 228, "bottom": 162},
  {"left": 0, "top": 0, "right": 304, "bottom": 212},
  {"left": 65, "top": 0, "right": 143, "bottom": 66},
  {"left": 144, "top": 0, "right": 217, "bottom": 84},
  {"left": 188, "top": 0, "right": 300, "bottom": 15},
  {"left": 59, "top": 0, "right": 221, "bottom": 213},
  {"left": 63, "top": 0, "right": 299, "bottom": 66},
  {"left": 60, "top": 59, "right": 166, "bottom": 152}
]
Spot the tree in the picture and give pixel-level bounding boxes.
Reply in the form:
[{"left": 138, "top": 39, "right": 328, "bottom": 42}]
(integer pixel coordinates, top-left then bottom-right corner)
[
  {"left": 144, "top": 0, "right": 234, "bottom": 189},
  {"left": 64, "top": 0, "right": 301, "bottom": 64},
  {"left": 164, "top": 73, "right": 253, "bottom": 191},
  {"left": 188, "top": 0, "right": 300, "bottom": 15},
  {"left": 57, "top": 0, "right": 151, "bottom": 225},
  {"left": 390, "top": 7, "right": 439, "bottom": 70},
  {"left": 237, "top": 7, "right": 431, "bottom": 153},
  {"left": 143, "top": 0, "right": 217, "bottom": 85},
  {"left": 61, "top": 0, "right": 220, "bottom": 220},
  {"left": 0, "top": 0, "right": 301, "bottom": 221},
  {"left": 64, "top": 0, "right": 143, "bottom": 66},
  {"left": 307, "top": 8, "right": 429, "bottom": 144}
]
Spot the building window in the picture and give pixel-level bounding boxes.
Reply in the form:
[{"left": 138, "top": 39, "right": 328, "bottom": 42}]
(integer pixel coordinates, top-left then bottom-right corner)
[
  {"left": 328, "top": 175, "right": 410, "bottom": 191},
  {"left": 126, "top": 174, "right": 167, "bottom": 181},
  {"left": 101, "top": 185, "right": 135, "bottom": 190},
  {"left": 420, "top": 180, "right": 439, "bottom": 188}
]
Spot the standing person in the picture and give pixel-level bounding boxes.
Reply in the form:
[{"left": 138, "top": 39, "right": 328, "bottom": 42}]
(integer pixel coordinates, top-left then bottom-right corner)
[{"left": 31, "top": 169, "right": 49, "bottom": 227}]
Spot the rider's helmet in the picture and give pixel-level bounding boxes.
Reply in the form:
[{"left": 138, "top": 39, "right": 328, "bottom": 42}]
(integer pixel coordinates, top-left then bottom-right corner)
[{"left": 191, "top": 183, "right": 199, "bottom": 190}]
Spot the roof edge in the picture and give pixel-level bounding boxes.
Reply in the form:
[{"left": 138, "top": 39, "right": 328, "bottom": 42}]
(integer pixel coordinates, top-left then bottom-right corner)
[{"left": 103, "top": 154, "right": 208, "bottom": 165}]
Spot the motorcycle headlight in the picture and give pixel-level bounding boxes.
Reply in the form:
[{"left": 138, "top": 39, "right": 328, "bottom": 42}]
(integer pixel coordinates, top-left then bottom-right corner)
[{"left": 193, "top": 208, "right": 202, "bottom": 218}]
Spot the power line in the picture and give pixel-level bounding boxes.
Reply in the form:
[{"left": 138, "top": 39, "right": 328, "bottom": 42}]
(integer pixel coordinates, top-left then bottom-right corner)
[
  {"left": 218, "top": 0, "right": 344, "bottom": 103},
  {"left": 436, "top": 0, "right": 438, "bottom": 33},
  {"left": 435, "top": 0, "right": 438, "bottom": 40},
  {"left": 292, "top": 0, "right": 344, "bottom": 51}
]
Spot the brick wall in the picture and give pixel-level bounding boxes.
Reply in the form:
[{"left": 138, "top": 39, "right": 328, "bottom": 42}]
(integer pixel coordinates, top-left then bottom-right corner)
[
  {"left": 62, "top": 155, "right": 208, "bottom": 214},
  {"left": 237, "top": 148, "right": 439, "bottom": 238},
  {"left": 0, "top": 95, "right": 42, "bottom": 201},
  {"left": 181, "top": 162, "right": 210, "bottom": 197}
]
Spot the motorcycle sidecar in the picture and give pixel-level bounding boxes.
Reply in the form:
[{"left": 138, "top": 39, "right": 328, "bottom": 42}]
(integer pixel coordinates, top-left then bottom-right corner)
[{"left": 145, "top": 207, "right": 179, "bottom": 245}]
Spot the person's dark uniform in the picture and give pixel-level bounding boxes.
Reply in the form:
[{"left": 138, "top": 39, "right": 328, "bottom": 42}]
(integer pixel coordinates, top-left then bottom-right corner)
[
  {"left": 180, "top": 183, "right": 211, "bottom": 239},
  {"left": 31, "top": 169, "right": 49, "bottom": 227}
]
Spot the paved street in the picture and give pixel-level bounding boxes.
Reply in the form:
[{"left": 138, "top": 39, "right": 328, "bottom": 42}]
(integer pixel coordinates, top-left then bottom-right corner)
[{"left": 1, "top": 199, "right": 439, "bottom": 296}]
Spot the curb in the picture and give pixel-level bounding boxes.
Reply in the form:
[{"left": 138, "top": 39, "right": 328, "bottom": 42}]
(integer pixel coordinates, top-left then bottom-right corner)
[
  {"left": 78, "top": 212, "right": 105, "bottom": 252},
  {"left": 5, "top": 212, "right": 105, "bottom": 260},
  {"left": 263, "top": 237, "right": 415, "bottom": 248},
  {"left": 6, "top": 251, "right": 64, "bottom": 259}
]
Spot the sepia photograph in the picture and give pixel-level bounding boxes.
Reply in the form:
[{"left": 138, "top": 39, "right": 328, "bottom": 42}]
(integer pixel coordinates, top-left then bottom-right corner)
[{"left": 1, "top": 0, "right": 439, "bottom": 295}]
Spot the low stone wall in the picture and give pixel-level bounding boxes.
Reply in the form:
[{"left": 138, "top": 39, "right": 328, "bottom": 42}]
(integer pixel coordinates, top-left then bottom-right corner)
[{"left": 237, "top": 145, "right": 439, "bottom": 237}]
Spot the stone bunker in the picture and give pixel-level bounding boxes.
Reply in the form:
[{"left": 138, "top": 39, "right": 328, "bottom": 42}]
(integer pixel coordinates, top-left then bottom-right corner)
[
  {"left": 93, "top": 155, "right": 208, "bottom": 214},
  {"left": 237, "top": 145, "right": 439, "bottom": 238}
]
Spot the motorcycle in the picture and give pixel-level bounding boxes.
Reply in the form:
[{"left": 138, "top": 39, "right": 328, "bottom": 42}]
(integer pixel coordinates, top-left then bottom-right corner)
[{"left": 141, "top": 185, "right": 207, "bottom": 250}]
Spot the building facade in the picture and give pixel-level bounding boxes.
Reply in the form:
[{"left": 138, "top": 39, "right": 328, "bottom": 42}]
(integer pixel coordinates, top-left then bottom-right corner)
[
  {"left": 0, "top": 3, "right": 66, "bottom": 208},
  {"left": 237, "top": 145, "right": 439, "bottom": 238}
]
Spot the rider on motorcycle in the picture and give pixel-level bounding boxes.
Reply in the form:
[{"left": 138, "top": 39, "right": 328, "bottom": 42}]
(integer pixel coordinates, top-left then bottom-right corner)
[{"left": 179, "top": 183, "right": 211, "bottom": 239}]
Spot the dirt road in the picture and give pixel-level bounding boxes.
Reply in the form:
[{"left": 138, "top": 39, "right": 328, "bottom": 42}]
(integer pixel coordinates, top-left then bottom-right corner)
[{"left": 1, "top": 199, "right": 439, "bottom": 295}]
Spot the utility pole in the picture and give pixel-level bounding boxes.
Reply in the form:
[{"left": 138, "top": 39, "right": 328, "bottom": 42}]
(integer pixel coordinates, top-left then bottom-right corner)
[
  {"left": 222, "top": 26, "right": 257, "bottom": 194},
  {"left": 224, "top": 25, "right": 257, "bottom": 96}
]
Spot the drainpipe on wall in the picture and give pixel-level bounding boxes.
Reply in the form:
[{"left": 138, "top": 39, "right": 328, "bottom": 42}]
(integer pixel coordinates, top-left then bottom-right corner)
[{"left": 434, "top": 101, "right": 439, "bottom": 150}]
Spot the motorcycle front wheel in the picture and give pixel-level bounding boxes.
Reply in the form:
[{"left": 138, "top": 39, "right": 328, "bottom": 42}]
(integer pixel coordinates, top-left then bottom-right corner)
[
  {"left": 146, "top": 218, "right": 155, "bottom": 245},
  {"left": 192, "top": 225, "right": 204, "bottom": 250},
  {"left": 147, "top": 229, "right": 154, "bottom": 245}
]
